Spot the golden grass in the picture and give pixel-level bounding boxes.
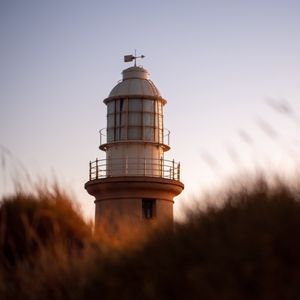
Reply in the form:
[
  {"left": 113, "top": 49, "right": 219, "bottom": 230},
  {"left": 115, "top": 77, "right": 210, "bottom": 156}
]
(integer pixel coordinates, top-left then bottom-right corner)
[{"left": 1, "top": 177, "right": 300, "bottom": 299}]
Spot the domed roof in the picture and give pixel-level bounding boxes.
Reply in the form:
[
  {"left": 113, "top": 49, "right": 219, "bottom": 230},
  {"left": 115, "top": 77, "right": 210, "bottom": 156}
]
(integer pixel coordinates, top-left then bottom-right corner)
[{"left": 108, "top": 66, "right": 161, "bottom": 98}]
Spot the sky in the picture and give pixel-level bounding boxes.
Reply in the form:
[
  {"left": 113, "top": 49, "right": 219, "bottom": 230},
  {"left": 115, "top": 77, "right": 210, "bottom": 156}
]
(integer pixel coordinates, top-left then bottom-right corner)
[{"left": 1, "top": 0, "right": 300, "bottom": 220}]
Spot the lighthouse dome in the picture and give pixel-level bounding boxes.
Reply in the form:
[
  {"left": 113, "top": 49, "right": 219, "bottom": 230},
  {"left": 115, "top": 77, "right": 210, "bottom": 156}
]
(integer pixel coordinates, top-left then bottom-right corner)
[{"left": 108, "top": 66, "right": 161, "bottom": 98}]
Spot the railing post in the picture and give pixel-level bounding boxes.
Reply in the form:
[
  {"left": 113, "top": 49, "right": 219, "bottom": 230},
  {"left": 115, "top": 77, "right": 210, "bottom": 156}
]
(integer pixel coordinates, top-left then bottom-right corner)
[
  {"left": 178, "top": 162, "right": 180, "bottom": 180},
  {"left": 172, "top": 159, "right": 175, "bottom": 180},
  {"left": 144, "top": 158, "right": 146, "bottom": 176},
  {"left": 160, "top": 157, "right": 163, "bottom": 178},
  {"left": 125, "top": 157, "right": 128, "bottom": 176},
  {"left": 96, "top": 158, "right": 98, "bottom": 179},
  {"left": 89, "top": 161, "right": 92, "bottom": 180}
]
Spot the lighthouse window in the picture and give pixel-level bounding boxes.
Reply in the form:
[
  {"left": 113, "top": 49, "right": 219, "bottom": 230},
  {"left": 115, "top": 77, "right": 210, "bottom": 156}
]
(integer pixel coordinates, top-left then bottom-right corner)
[
  {"left": 144, "top": 128, "right": 154, "bottom": 141},
  {"left": 158, "top": 129, "right": 163, "bottom": 143},
  {"left": 143, "top": 100, "right": 154, "bottom": 112},
  {"left": 106, "top": 98, "right": 164, "bottom": 142},
  {"left": 121, "top": 112, "right": 127, "bottom": 126},
  {"left": 107, "top": 102, "right": 115, "bottom": 114},
  {"left": 120, "top": 99, "right": 125, "bottom": 112},
  {"left": 158, "top": 114, "right": 163, "bottom": 127},
  {"left": 128, "top": 99, "right": 142, "bottom": 111},
  {"left": 128, "top": 112, "right": 142, "bottom": 126},
  {"left": 143, "top": 113, "right": 154, "bottom": 126},
  {"left": 107, "top": 128, "right": 114, "bottom": 142},
  {"left": 115, "top": 100, "right": 120, "bottom": 112},
  {"left": 107, "top": 115, "right": 114, "bottom": 128},
  {"left": 121, "top": 127, "right": 127, "bottom": 140},
  {"left": 114, "top": 113, "right": 120, "bottom": 127},
  {"left": 142, "top": 199, "right": 156, "bottom": 219},
  {"left": 128, "top": 127, "right": 142, "bottom": 140},
  {"left": 157, "top": 102, "right": 163, "bottom": 114},
  {"left": 115, "top": 127, "right": 121, "bottom": 140}
]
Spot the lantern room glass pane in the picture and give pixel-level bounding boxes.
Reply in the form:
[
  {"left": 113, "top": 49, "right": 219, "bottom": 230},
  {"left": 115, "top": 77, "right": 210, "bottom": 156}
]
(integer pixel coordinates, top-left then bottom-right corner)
[
  {"left": 120, "top": 99, "right": 125, "bottom": 112},
  {"left": 115, "top": 100, "right": 120, "bottom": 113},
  {"left": 158, "top": 129, "right": 163, "bottom": 143},
  {"left": 121, "top": 127, "right": 127, "bottom": 140},
  {"left": 107, "top": 128, "right": 114, "bottom": 142},
  {"left": 143, "top": 113, "right": 154, "bottom": 126},
  {"left": 158, "top": 114, "right": 163, "bottom": 128},
  {"left": 143, "top": 100, "right": 154, "bottom": 112},
  {"left": 128, "top": 99, "right": 142, "bottom": 111},
  {"left": 128, "top": 112, "right": 142, "bottom": 126},
  {"left": 144, "top": 127, "right": 154, "bottom": 141},
  {"left": 157, "top": 102, "right": 163, "bottom": 114},
  {"left": 115, "top": 113, "right": 119, "bottom": 127},
  {"left": 107, "top": 102, "right": 115, "bottom": 114},
  {"left": 128, "top": 127, "right": 142, "bottom": 140},
  {"left": 115, "top": 127, "right": 121, "bottom": 140},
  {"left": 107, "top": 115, "right": 114, "bottom": 128},
  {"left": 121, "top": 112, "right": 127, "bottom": 126}
]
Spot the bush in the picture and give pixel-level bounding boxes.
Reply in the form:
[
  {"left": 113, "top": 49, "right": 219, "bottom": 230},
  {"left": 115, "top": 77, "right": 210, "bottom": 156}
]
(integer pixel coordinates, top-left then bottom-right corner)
[{"left": 0, "top": 186, "right": 92, "bottom": 266}]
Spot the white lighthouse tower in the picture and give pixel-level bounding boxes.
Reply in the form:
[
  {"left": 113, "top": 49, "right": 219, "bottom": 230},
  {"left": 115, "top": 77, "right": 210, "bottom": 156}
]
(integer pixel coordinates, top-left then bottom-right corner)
[{"left": 85, "top": 55, "right": 184, "bottom": 239}]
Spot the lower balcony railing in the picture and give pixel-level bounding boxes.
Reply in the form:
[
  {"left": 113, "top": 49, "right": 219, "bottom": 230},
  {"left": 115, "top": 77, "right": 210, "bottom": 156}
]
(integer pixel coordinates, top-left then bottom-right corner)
[{"left": 89, "top": 157, "right": 181, "bottom": 181}]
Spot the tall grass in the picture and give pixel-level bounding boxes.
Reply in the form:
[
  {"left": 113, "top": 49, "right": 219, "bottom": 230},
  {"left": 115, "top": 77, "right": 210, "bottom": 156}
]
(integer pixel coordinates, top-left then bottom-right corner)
[{"left": 1, "top": 177, "right": 300, "bottom": 299}]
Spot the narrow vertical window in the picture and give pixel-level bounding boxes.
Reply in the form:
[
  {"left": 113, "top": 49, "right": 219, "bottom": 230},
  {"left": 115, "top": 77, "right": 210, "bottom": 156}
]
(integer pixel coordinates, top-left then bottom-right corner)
[{"left": 142, "top": 199, "right": 156, "bottom": 219}]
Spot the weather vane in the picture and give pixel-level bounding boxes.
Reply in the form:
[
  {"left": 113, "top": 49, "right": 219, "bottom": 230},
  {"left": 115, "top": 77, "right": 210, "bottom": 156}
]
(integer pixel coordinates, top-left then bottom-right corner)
[{"left": 124, "top": 50, "right": 145, "bottom": 66}]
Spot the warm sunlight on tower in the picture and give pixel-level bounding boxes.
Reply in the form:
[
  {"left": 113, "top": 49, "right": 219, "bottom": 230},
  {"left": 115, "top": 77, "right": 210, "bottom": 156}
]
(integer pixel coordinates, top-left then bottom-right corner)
[{"left": 85, "top": 55, "right": 184, "bottom": 240}]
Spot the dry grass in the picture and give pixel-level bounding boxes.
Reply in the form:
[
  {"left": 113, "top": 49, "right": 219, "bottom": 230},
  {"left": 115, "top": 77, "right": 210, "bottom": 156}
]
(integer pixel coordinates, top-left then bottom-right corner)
[{"left": 1, "top": 177, "right": 300, "bottom": 299}]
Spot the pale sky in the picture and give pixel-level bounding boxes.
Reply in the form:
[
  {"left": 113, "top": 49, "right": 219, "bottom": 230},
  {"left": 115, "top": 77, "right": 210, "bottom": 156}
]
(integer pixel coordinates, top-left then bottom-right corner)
[{"left": 1, "top": 0, "right": 300, "bottom": 220}]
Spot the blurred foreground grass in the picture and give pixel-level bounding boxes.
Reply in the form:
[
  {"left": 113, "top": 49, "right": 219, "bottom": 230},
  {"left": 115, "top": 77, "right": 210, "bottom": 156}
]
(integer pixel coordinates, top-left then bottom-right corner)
[{"left": 1, "top": 177, "right": 300, "bottom": 299}]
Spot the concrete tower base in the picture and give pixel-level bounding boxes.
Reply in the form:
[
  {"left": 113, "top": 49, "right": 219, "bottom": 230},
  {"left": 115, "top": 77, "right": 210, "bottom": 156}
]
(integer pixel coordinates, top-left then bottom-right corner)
[{"left": 85, "top": 176, "right": 184, "bottom": 240}]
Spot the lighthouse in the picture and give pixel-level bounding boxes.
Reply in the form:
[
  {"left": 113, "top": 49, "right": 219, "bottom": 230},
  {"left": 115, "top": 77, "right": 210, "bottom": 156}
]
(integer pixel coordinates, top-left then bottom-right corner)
[{"left": 85, "top": 55, "right": 184, "bottom": 239}]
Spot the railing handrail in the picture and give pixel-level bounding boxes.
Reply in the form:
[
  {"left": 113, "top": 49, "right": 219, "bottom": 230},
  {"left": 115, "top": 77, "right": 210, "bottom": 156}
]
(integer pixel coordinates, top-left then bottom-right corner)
[
  {"left": 99, "top": 128, "right": 170, "bottom": 147},
  {"left": 88, "top": 157, "right": 181, "bottom": 181}
]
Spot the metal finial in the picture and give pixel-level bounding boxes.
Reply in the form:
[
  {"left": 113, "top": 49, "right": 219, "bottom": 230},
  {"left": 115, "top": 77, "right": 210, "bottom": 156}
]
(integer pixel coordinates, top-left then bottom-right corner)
[{"left": 124, "top": 51, "right": 145, "bottom": 66}]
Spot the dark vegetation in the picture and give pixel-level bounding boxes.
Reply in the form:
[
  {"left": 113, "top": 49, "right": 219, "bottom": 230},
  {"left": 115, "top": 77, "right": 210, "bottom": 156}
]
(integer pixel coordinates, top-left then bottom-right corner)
[{"left": 1, "top": 178, "right": 300, "bottom": 299}]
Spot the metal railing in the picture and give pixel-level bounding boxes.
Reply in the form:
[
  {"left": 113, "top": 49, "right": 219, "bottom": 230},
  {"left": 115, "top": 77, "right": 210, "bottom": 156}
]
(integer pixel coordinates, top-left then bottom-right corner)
[
  {"left": 89, "top": 157, "right": 181, "bottom": 181},
  {"left": 99, "top": 128, "right": 170, "bottom": 147}
]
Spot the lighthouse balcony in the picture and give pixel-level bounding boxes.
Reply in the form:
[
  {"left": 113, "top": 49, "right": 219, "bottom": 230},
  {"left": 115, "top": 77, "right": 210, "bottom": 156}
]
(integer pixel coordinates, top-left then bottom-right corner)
[
  {"left": 98, "top": 128, "right": 171, "bottom": 151},
  {"left": 88, "top": 157, "right": 181, "bottom": 181}
]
